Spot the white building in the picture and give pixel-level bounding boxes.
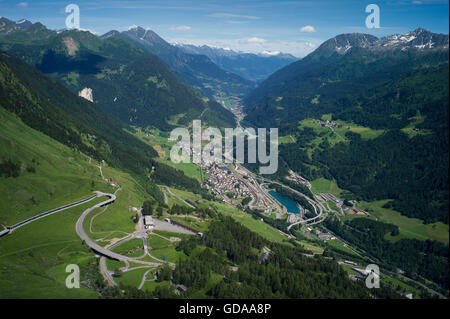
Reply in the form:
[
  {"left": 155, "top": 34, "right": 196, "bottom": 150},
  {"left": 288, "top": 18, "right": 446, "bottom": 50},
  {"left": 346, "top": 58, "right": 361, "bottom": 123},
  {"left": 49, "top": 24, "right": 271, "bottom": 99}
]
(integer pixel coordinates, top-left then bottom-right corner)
[{"left": 144, "top": 215, "right": 154, "bottom": 230}]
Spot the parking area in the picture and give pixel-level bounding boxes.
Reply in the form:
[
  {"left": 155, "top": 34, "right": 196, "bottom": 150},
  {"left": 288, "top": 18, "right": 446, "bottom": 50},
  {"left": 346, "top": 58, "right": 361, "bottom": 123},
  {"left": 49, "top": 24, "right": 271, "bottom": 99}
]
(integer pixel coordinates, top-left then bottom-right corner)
[{"left": 153, "top": 219, "right": 196, "bottom": 235}]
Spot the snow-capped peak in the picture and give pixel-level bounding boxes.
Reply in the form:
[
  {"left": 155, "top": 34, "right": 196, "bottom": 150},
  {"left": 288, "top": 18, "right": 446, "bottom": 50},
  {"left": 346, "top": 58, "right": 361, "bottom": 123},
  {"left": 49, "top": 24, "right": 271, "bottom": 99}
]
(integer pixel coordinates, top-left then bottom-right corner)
[
  {"left": 378, "top": 28, "right": 448, "bottom": 50},
  {"left": 204, "top": 44, "right": 220, "bottom": 49},
  {"left": 78, "top": 28, "right": 99, "bottom": 35},
  {"left": 260, "top": 50, "right": 281, "bottom": 56},
  {"left": 128, "top": 25, "right": 139, "bottom": 31}
]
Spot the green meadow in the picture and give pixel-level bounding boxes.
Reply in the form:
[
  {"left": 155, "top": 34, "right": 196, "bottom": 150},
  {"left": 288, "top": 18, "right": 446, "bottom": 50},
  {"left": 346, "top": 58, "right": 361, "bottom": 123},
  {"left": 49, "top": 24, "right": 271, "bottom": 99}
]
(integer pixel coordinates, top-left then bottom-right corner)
[
  {"left": 310, "top": 178, "right": 342, "bottom": 197},
  {"left": 354, "top": 200, "right": 449, "bottom": 244},
  {"left": 0, "top": 108, "right": 112, "bottom": 226},
  {"left": 0, "top": 199, "right": 105, "bottom": 298}
]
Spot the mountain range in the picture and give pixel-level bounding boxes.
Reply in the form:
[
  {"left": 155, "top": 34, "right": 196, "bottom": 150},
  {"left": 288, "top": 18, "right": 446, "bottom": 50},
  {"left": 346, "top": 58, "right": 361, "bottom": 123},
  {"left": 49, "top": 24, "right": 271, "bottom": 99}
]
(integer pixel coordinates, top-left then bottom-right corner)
[
  {"left": 243, "top": 28, "right": 449, "bottom": 225},
  {"left": 0, "top": 15, "right": 449, "bottom": 297},
  {"left": 0, "top": 18, "right": 236, "bottom": 130},
  {"left": 115, "top": 26, "right": 256, "bottom": 99},
  {"left": 176, "top": 43, "right": 298, "bottom": 82},
  {"left": 244, "top": 28, "right": 449, "bottom": 127}
]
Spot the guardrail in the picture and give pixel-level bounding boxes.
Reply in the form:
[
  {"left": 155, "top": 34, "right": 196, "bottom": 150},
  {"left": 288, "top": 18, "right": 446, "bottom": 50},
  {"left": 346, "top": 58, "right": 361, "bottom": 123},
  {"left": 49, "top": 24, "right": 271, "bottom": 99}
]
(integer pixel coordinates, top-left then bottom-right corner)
[{"left": 6, "top": 194, "right": 98, "bottom": 233}]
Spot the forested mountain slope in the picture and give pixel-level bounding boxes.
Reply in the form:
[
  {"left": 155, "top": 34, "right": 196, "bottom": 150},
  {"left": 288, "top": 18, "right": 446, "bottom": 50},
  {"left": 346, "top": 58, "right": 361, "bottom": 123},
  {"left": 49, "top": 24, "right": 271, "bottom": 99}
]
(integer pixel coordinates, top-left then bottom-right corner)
[
  {"left": 0, "top": 18, "right": 236, "bottom": 130},
  {"left": 118, "top": 26, "right": 255, "bottom": 99},
  {"left": 0, "top": 50, "right": 203, "bottom": 195},
  {"left": 177, "top": 43, "right": 298, "bottom": 82},
  {"left": 243, "top": 29, "right": 449, "bottom": 224}
]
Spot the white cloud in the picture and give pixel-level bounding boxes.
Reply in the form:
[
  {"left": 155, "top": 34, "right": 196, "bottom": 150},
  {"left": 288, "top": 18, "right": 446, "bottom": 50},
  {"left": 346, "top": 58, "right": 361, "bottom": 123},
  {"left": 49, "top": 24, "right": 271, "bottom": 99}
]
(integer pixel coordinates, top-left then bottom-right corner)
[
  {"left": 246, "top": 37, "right": 266, "bottom": 44},
  {"left": 208, "top": 13, "right": 260, "bottom": 20},
  {"left": 169, "top": 25, "right": 192, "bottom": 31},
  {"left": 299, "top": 25, "right": 317, "bottom": 33},
  {"left": 261, "top": 50, "right": 281, "bottom": 56},
  {"left": 17, "top": 2, "right": 28, "bottom": 7}
]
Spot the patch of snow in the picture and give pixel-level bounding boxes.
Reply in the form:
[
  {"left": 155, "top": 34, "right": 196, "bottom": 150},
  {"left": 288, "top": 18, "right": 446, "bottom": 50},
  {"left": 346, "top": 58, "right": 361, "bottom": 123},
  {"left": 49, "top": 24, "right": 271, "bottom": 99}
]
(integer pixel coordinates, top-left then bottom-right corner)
[
  {"left": 336, "top": 44, "right": 352, "bottom": 54},
  {"left": 78, "top": 28, "right": 99, "bottom": 35},
  {"left": 399, "top": 35, "right": 416, "bottom": 42},
  {"left": 205, "top": 44, "right": 220, "bottom": 49}
]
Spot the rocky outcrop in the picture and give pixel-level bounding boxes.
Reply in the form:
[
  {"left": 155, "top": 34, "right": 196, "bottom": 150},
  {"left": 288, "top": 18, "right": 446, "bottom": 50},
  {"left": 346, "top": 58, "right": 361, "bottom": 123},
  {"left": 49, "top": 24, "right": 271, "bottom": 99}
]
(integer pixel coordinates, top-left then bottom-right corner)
[{"left": 78, "top": 88, "right": 93, "bottom": 102}]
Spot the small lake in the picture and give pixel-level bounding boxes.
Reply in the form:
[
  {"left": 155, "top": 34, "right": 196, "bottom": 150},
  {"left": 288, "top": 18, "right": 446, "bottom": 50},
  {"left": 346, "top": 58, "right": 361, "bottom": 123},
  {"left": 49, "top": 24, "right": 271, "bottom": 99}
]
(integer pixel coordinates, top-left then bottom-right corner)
[{"left": 269, "top": 191, "right": 300, "bottom": 214}]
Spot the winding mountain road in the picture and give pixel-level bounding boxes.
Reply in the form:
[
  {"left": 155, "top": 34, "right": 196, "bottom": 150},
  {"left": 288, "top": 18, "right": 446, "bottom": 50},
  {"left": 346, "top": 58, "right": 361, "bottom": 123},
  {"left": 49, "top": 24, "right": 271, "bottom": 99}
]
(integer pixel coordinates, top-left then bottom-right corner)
[
  {"left": 1, "top": 193, "right": 99, "bottom": 237},
  {"left": 75, "top": 192, "right": 160, "bottom": 266}
]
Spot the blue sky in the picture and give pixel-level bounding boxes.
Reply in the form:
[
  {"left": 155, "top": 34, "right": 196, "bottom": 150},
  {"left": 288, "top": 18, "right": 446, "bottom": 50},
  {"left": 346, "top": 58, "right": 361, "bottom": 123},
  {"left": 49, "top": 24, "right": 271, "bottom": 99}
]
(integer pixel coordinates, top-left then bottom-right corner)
[{"left": 1, "top": 0, "right": 448, "bottom": 56}]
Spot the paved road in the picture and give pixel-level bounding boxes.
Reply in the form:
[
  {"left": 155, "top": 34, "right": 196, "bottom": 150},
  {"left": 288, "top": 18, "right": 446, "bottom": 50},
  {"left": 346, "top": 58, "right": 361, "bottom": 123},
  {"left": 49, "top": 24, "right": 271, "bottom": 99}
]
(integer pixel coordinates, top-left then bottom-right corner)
[
  {"left": 1, "top": 193, "right": 99, "bottom": 237},
  {"left": 259, "top": 178, "right": 325, "bottom": 230},
  {"left": 138, "top": 268, "right": 154, "bottom": 290},
  {"left": 159, "top": 185, "right": 195, "bottom": 209},
  {"left": 75, "top": 192, "right": 160, "bottom": 266},
  {"left": 234, "top": 163, "right": 281, "bottom": 212},
  {"left": 100, "top": 256, "right": 117, "bottom": 287},
  {"left": 287, "top": 205, "right": 324, "bottom": 230}
]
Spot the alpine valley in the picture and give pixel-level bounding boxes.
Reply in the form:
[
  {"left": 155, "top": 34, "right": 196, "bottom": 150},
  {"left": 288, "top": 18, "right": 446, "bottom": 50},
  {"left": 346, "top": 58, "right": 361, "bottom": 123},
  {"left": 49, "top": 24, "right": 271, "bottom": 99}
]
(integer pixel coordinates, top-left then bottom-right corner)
[{"left": 0, "top": 14, "right": 448, "bottom": 301}]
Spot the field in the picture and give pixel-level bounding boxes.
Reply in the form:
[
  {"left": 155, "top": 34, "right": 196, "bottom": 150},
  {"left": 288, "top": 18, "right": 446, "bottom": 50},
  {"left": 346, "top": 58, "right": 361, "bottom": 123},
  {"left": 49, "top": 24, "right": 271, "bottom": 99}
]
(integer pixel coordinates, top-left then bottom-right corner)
[
  {"left": 277, "top": 117, "right": 385, "bottom": 158},
  {"left": 278, "top": 135, "right": 296, "bottom": 144},
  {"left": 301, "top": 117, "right": 384, "bottom": 144},
  {"left": 0, "top": 108, "right": 113, "bottom": 226},
  {"left": 310, "top": 178, "right": 342, "bottom": 197},
  {"left": 141, "top": 279, "right": 170, "bottom": 292},
  {"left": 111, "top": 238, "right": 144, "bottom": 257},
  {"left": 159, "top": 159, "right": 203, "bottom": 183},
  {"left": 227, "top": 211, "right": 291, "bottom": 244},
  {"left": 0, "top": 199, "right": 106, "bottom": 298},
  {"left": 319, "top": 115, "right": 385, "bottom": 140},
  {"left": 130, "top": 127, "right": 203, "bottom": 182},
  {"left": 350, "top": 200, "right": 449, "bottom": 244},
  {"left": 296, "top": 240, "right": 324, "bottom": 254},
  {"left": 114, "top": 267, "right": 150, "bottom": 287},
  {"left": 400, "top": 115, "right": 432, "bottom": 138},
  {"left": 150, "top": 246, "right": 187, "bottom": 263},
  {"left": 153, "top": 230, "right": 194, "bottom": 241},
  {"left": 147, "top": 233, "right": 172, "bottom": 249},
  {"left": 169, "top": 216, "right": 210, "bottom": 232},
  {"left": 0, "top": 107, "right": 159, "bottom": 297},
  {"left": 326, "top": 238, "right": 362, "bottom": 258},
  {"left": 86, "top": 164, "right": 149, "bottom": 244}
]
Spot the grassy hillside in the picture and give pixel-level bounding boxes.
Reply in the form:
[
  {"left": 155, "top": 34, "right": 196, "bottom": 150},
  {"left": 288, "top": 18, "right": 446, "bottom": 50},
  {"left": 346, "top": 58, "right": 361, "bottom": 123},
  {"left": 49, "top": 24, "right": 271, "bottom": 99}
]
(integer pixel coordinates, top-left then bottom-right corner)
[
  {"left": 120, "top": 27, "right": 255, "bottom": 100},
  {"left": 0, "top": 19, "right": 236, "bottom": 130},
  {"left": 0, "top": 107, "right": 157, "bottom": 298},
  {"left": 0, "top": 107, "right": 113, "bottom": 225},
  {"left": 0, "top": 107, "right": 122, "bottom": 298},
  {"left": 0, "top": 199, "right": 105, "bottom": 298},
  {"left": 243, "top": 33, "right": 449, "bottom": 225}
]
